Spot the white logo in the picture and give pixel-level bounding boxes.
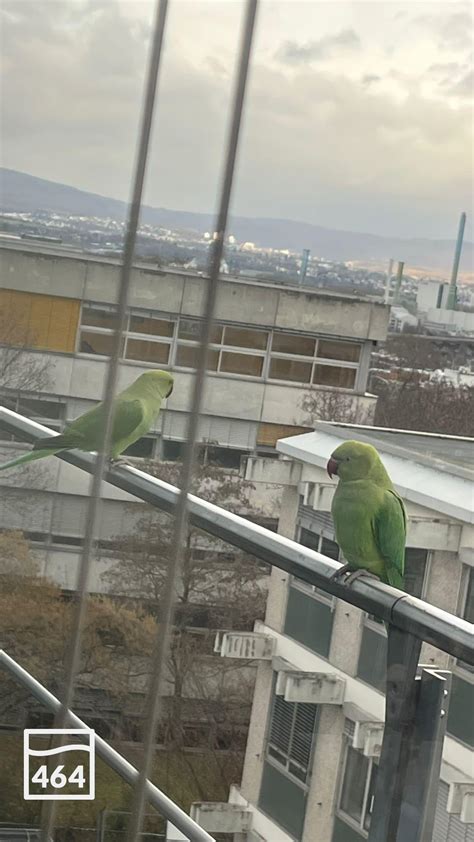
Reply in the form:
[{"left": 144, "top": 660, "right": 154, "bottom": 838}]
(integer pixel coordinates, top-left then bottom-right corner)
[{"left": 24, "top": 728, "right": 95, "bottom": 800}]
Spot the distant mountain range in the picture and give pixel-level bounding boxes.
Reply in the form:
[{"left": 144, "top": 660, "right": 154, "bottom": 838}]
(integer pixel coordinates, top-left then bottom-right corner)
[{"left": 1, "top": 167, "right": 472, "bottom": 274}]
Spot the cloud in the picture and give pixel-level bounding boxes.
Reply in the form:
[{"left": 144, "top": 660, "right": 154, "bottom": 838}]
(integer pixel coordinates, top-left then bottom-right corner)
[
  {"left": 0, "top": 0, "right": 472, "bottom": 240},
  {"left": 443, "top": 69, "right": 474, "bottom": 99},
  {"left": 362, "top": 74, "right": 381, "bottom": 86},
  {"left": 416, "top": 8, "right": 473, "bottom": 52},
  {"left": 275, "top": 28, "right": 360, "bottom": 66}
]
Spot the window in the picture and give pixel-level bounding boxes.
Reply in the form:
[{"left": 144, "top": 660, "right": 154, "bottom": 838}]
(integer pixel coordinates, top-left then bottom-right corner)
[
  {"left": 220, "top": 351, "right": 263, "bottom": 376},
  {"left": 129, "top": 314, "right": 174, "bottom": 337},
  {"left": 224, "top": 325, "right": 268, "bottom": 350},
  {"left": 272, "top": 332, "right": 316, "bottom": 356},
  {"left": 80, "top": 331, "right": 124, "bottom": 357},
  {"left": 123, "top": 436, "right": 156, "bottom": 459},
  {"left": 357, "top": 550, "right": 429, "bottom": 691},
  {"left": 267, "top": 695, "right": 318, "bottom": 783},
  {"left": 269, "top": 357, "right": 312, "bottom": 383},
  {"left": 162, "top": 440, "right": 185, "bottom": 461},
  {"left": 313, "top": 365, "right": 357, "bottom": 389},
  {"left": 336, "top": 744, "right": 378, "bottom": 836},
  {"left": 81, "top": 306, "right": 119, "bottom": 330},
  {"left": 178, "top": 318, "right": 223, "bottom": 344},
  {"left": 204, "top": 446, "right": 245, "bottom": 470},
  {"left": 0, "top": 393, "right": 65, "bottom": 441},
  {"left": 259, "top": 689, "right": 318, "bottom": 839},
  {"left": 317, "top": 339, "right": 360, "bottom": 362},
  {"left": 284, "top": 527, "right": 337, "bottom": 658},
  {"left": 175, "top": 345, "right": 219, "bottom": 370},
  {"left": 447, "top": 567, "right": 474, "bottom": 746},
  {"left": 125, "top": 338, "right": 170, "bottom": 364}
]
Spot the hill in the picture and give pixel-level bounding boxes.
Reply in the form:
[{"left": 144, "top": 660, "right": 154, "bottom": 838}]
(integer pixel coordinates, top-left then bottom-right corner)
[{"left": 0, "top": 167, "right": 471, "bottom": 274}]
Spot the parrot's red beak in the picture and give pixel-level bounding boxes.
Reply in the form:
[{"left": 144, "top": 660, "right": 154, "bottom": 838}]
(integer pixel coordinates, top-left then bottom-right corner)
[{"left": 327, "top": 457, "right": 339, "bottom": 479}]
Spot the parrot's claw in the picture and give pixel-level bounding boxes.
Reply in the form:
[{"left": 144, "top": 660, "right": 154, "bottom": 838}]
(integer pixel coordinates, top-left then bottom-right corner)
[
  {"left": 330, "top": 563, "right": 350, "bottom": 581},
  {"left": 107, "top": 456, "right": 130, "bottom": 468},
  {"left": 344, "top": 569, "right": 381, "bottom": 586}
]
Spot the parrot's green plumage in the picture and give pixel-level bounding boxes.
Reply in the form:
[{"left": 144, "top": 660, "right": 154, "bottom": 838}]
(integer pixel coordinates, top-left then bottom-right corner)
[
  {"left": 327, "top": 440, "right": 406, "bottom": 590},
  {"left": 0, "top": 370, "right": 174, "bottom": 471}
]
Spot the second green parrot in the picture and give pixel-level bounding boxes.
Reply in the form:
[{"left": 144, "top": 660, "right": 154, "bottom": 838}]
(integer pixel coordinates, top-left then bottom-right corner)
[
  {"left": 327, "top": 440, "right": 406, "bottom": 590},
  {"left": 0, "top": 370, "right": 174, "bottom": 471}
]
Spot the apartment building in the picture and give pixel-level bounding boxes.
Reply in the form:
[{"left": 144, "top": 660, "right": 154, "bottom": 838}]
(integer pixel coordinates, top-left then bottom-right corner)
[
  {"left": 201, "top": 423, "right": 474, "bottom": 842},
  {"left": 0, "top": 242, "right": 387, "bottom": 592}
]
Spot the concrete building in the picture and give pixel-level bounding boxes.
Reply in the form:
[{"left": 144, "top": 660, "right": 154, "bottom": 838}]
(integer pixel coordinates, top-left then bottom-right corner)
[
  {"left": 201, "top": 423, "right": 474, "bottom": 842},
  {"left": 0, "top": 242, "right": 387, "bottom": 592},
  {"left": 388, "top": 304, "right": 418, "bottom": 333}
]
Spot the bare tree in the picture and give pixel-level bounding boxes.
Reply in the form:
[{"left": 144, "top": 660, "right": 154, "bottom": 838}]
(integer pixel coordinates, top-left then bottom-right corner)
[
  {"left": 299, "top": 388, "right": 372, "bottom": 426},
  {"left": 101, "top": 460, "right": 267, "bottom": 770}
]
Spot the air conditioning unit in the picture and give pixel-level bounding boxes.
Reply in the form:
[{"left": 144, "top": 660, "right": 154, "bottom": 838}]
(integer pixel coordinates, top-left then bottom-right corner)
[
  {"left": 214, "top": 631, "right": 275, "bottom": 660},
  {"left": 353, "top": 721, "right": 384, "bottom": 758},
  {"left": 447, "top": 782, "right": 474, "bottom": 824},
  {"left": 190, "top": 803, "right": 252, "bottom": 833},
  {"left": 276, "top": 669, "right": 345, "bottom": 704}
]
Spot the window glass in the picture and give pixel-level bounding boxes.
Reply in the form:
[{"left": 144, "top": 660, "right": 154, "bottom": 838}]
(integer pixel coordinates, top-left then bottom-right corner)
[
  {"left": 175, "top": 345, "right": 219, "bottom": 370},
  {"left": 80, "top": 331, "right": 124, "bottom": 357},
  {"left": 364, "top": 762, "right": 378, "bottom": 831},
  {"left": 313, "top": 365, "right": 356, "bottom": 388},
  {"left": 317, "top": 339, "right": 360, "bottom": 362},
  {"left": 321, "top": 536, "right": 340, "bottom": 561},
  {"left": 220, "top": 352, "right": 263, "bottom": 376},
  {"left": 404, "top": 548, "right": 428, "bottom": 598},
  {"left": 81, "top": 307, "right": 119, "bottom": 330},
  {"left": 178, "top": 319, "right": 223, "bottom": 344},
  {"left": 123, "top": 437, "right": 155, "bottom": 458},
  {"left": 269, "top": 358, "right": 312, "bottom": 383},
  {"left": 129, "top": 315, "right": 174, "bottom": 337},
  {"left": 339, "top": 746, "right": 369, "bottom": 824},
  {"left": 17, "top": 397, "right": 64, "bottom": 420},
  {"left": 224, "top": 325, "right": 268, "bottom": 350},
  {"left": 205, "top": 446, "right": 244, "bottom": 469},
  {"left": 162, "top": 440, "right": 184, "bottom": 461},
  {"left": 125, "top": 338, "right": 170, "bottom": 364},
  {"left": 272, "top": 332, "right": 316, "bottom": 356}
]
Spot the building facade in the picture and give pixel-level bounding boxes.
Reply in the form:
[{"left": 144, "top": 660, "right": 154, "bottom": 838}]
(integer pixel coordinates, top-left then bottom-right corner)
[
  {"left": 200, "top": 423, "right": 474, "bottom": 842},
  {"left": 0, "top": 242, "right": 386, "bottom": 592}
]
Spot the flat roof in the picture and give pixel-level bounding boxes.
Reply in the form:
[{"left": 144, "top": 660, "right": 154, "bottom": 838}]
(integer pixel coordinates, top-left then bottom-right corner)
[
  {"left": 0, "top": 240, "right": 386, "bottom": 306},
  {"left": 277, "top": 422, "right": 474, "bottom": 523}
]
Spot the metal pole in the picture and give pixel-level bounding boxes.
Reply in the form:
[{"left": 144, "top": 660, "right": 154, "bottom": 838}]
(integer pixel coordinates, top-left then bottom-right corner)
[
  {"left": 368, "top": 626, "right": 422, "bottom": 842},
  {"left": 393, "top": 260, "right": 404, "bottom": 305},
  {"left": 384, "top": 257, "right": 394, "bottom": 304},
  {"left": 1, "top": 407, "right": 473, "bottom": 666},
  {"left": 126, "top": 3, "right": 259, "bottom": 839},
  {"left": 41, "top": 3, "right": 169, "bottom": 838},
  {"left": 396, "top": 668, "right": 451, "bottom": 842},
  {"left": 446, "top": 211, "right": 466, "bottom": 311},
  {"left": 0, "top": 650, "right": 214, "bottom": 842}
]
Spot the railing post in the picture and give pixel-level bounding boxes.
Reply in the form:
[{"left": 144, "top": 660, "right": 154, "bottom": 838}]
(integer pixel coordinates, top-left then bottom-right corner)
[
  {"left": 368, "top": 626, "right": 422, "bottom": 842},
  {"left": 396, "top": 668, "right": 451, "bottom": 842}
]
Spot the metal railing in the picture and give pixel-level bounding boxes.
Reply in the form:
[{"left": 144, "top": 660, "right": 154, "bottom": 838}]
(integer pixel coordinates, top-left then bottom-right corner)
[{"left": 1, "top": 408, "right": 473, "bottom": 842}]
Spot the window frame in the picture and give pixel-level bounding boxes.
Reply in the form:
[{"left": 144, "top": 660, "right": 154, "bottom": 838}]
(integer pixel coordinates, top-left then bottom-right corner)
[
  {"left": 77, "top": 304, "right": 363, "bottom": 390},
  {"left": 336, "top": 739, "right": 378, "bottom": 838},
  {"left": 264, "top": 690, "right": 319, "bottom": 790},
  {"left": 292, "top": 525, "right": 339, "bottom": 609}
]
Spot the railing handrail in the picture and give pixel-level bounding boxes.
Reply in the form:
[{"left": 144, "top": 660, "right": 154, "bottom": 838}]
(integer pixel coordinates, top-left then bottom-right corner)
[
  {"left": 0, "top": 650, "right": 215, "bottom": 842},
  {"left": 1, "top": 407, "right": 473, "bottom": 665}
]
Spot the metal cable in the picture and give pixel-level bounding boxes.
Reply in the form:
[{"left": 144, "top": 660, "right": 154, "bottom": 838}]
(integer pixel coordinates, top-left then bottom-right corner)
[
  {"left": 40, "top": 2, "right": 169, "bottom": 838},
  {"left": 126, "top": 2, "right": 259, "bottom": 838}
]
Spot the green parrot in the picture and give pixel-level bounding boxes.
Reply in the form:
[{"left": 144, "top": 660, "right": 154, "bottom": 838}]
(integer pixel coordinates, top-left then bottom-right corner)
[
  {"left": 0, "top": 370, "right": 174, "bottom": 471},
  {"left": 327, "top": 440, "right": 406, "bottom": 590}
]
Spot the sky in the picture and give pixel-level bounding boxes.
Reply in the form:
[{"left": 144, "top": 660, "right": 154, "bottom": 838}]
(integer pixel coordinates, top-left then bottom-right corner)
[{"left": 1, "top": 0, "right": 473, "bottom": 240}]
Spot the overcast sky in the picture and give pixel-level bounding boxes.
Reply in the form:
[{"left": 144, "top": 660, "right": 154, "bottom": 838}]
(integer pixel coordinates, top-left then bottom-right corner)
[{"left": 1, "top": 0, "right": 473, "bottom": 239}]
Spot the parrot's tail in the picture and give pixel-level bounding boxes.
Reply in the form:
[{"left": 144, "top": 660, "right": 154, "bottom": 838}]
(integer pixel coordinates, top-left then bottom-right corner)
[{"left": 0, "top": 447, "right": 62, "bottom": 471}]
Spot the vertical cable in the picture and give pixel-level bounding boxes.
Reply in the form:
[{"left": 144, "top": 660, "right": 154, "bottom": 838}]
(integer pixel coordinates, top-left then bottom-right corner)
[
  {"left": 40, "top": 2, "right": 169, "bottom": 838},
  {"left": 126, "top": 1, "right": 258, "bottom": 838}
]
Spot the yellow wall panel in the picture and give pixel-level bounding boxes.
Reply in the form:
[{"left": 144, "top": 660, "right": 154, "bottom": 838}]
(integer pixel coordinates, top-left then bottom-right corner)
[{"left": 0, "top": 289, "right": 80, "bottom": 353}]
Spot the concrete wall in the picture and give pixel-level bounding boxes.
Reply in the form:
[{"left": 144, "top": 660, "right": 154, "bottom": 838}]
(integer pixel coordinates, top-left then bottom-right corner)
[{"left": 1, "top": 245, "right": 389, "bottom": 340}]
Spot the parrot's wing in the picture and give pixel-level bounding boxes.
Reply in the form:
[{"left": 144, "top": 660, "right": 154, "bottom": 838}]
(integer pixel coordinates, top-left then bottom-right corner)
[
  {"left": 374, "top": 489, "right": 406, "bottom": 590},
  {"left": 33, "top": 399, "right": 145, "bottom": 453}
]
